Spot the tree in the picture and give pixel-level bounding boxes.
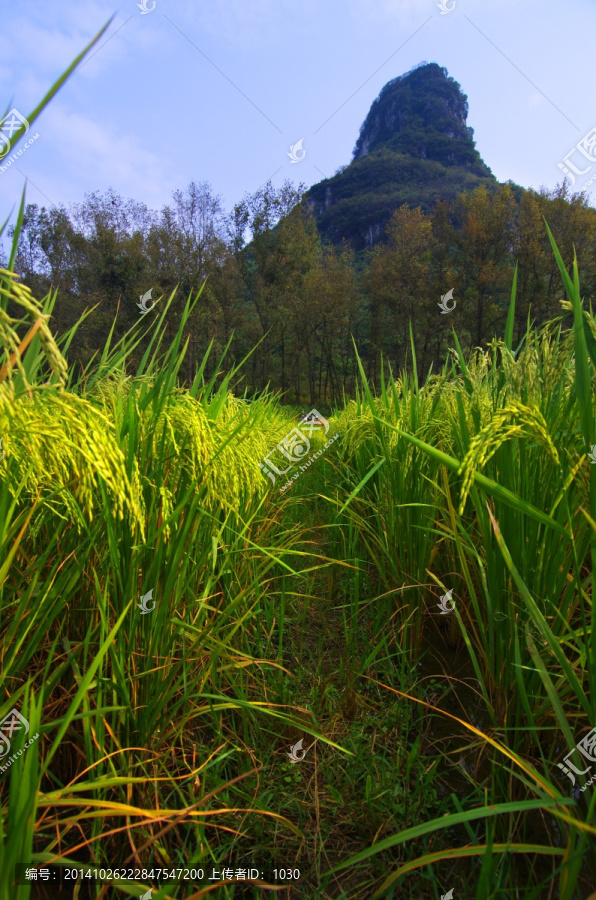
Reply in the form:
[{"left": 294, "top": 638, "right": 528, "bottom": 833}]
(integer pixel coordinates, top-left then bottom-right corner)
[
  {"left": 229, "top": 180, "right": 319, "bottom": 392},
  {"left": 363, "top": 204, "right": 436, "bottom": 381},
  {"left": 449, "top": 184, "right": 517, "bottom": 347}
]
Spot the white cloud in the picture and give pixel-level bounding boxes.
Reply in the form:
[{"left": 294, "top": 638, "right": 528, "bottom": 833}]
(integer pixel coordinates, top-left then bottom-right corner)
[
  {"left": 35, "top": 104, "right": 176, "bottom": 210},
  {"left": 2, "top": 3, "right": 112, "bottom": 75}
]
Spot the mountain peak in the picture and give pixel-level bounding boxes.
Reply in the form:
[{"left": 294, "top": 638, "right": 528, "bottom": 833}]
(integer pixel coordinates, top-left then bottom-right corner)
[
  {"left": 308, "top": 63, "right": 496, "bottom": 249},
  {"left": 352, "top": 62, "right": 485, "bottom": 170}
]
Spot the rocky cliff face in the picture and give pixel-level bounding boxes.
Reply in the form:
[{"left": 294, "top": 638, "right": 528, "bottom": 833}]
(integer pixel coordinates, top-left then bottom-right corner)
[
  {"left": 352, "top": 63, "right": 483, "bottom": 166},
  {"left": 307, "top": 62, "right": 496, "bottom": 249}
]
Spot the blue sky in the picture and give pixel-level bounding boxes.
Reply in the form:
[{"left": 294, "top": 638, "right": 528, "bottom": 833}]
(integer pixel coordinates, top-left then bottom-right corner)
[{"left": 1, "top": 0, "right": 595, "bottom": 225}]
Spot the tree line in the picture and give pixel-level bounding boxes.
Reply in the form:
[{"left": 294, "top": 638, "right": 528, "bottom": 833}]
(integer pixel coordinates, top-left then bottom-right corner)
[{"left": 5, "top": 178, "right": 596, "bottom": 407}]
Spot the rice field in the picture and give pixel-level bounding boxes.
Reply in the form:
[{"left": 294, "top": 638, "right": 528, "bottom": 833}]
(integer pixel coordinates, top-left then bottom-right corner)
[
  {"left": 2, "top": 33, "right": 596, "bottom": 900},
  {"left": 1, "top": 218, "right": 596, "bottom": 900}
]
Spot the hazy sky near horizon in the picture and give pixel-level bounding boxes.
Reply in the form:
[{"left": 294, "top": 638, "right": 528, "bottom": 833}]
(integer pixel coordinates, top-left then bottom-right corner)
[{"left": 1, "top": 0, "right": 595, "bottom": 225}]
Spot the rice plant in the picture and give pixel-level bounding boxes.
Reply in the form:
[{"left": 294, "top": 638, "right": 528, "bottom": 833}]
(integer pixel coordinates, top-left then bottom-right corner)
[{"left": 327, "top": 234, "right": 596, "bottom": 898}]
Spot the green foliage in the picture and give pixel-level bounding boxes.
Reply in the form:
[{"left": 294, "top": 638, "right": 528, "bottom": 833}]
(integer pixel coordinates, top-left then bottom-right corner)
[
  {"left": 3, "top": 35, "right": 596, "bottom": 900},
  {"left": 309, "top": 152, "right": 497, "bottom": 249}
]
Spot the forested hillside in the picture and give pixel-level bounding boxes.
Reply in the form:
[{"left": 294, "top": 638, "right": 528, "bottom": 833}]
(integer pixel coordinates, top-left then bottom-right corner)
[
  {"left": 308, "top": 62, "right": 496, "bottom": 248},
  {"left": 5, "top": 63, "right": 596, "bottom": 406}
]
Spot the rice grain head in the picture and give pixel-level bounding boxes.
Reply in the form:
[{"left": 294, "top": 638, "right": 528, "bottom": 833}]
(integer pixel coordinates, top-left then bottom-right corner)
[{"left": 457, "top": 400, "right": 560, "bottom": 514}]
